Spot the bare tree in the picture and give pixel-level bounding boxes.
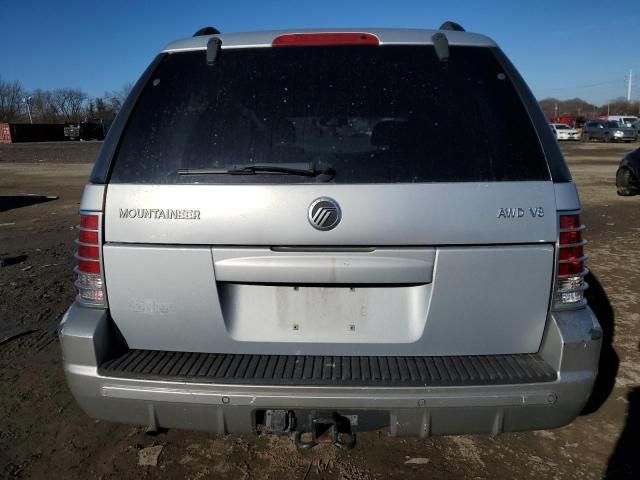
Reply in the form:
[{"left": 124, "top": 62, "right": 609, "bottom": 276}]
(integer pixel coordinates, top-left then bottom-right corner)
[
  {"left": 538, "top": 97, "right": 561, "bottom": 119},
  {"left": 52, "top": 88, "right": 87, "bottom": 123},
  {"left": 606, "top": 97, "right": 640, "bottom": 116},
  {"left": 29, "top": 89, "right": 59, "bottom": 123},
  {"left": 103, "top": 83, "right": 133, "bottom": 113},
  {"left": 539, "top": 96, "right": 640, "bottom": 120},
  {"left": 1, "top": 77, "right": 134, "bottom": 125},
  {"left": 539, "top": 97, "right": 598, "bottom": 120},
  {"left": 0, "top": 76, "right": 25, "bottom": 122},
  {"left": 91, "top": 97, "right": 114, "bottom": 123},
  {"left": 67, "top": 89, "right": 87, "bottom": 123}
]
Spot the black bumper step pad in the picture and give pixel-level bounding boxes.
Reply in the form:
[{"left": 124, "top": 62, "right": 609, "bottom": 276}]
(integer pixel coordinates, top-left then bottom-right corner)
[{"left": 99, "top": 350, "right": 557, "bottom": 387}]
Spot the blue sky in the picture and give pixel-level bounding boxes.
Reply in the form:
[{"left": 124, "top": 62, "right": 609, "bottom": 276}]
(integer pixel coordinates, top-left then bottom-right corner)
[{"left": 1, "top": 0, "right": 639, "bottom": 104}]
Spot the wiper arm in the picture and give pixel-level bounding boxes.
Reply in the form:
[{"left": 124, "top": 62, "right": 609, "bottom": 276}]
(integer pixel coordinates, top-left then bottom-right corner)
[{"left": 177, "top": 163, "right": 336, "bottom": 181}]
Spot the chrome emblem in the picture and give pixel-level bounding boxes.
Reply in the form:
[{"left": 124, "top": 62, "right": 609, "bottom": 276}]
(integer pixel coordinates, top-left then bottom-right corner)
[{"left": 308, "top": 197, "right": 341, "bottom": 231}]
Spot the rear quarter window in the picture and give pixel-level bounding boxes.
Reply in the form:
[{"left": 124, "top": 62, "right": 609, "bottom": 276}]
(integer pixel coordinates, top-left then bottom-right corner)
[{"left": 110, "top": 45, "right": 550, "bottom": 184}]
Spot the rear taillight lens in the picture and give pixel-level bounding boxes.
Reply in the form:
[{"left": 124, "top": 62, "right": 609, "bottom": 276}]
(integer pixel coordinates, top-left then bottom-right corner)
[
  {"left": 75, "top": 213, "right": 106, "bottom": 307},
  {"left": 554, "top": 214, "right": 588, "bottom": 308}
]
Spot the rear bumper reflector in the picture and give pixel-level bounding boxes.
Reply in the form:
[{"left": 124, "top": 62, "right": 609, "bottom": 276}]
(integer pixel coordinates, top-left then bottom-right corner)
[{"left": 99, "top": 351, "right": 556, "bottom": 387}]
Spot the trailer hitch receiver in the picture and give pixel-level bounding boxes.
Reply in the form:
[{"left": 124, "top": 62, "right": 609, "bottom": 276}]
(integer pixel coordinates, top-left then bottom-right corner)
[{"left": 294, "top": 413, "right": 356, "bottom": 450}]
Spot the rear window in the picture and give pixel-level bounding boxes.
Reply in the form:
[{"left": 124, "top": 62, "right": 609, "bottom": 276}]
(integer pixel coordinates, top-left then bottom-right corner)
[{"left": 110, "top": 45, "right": 549, "bottom": 184}]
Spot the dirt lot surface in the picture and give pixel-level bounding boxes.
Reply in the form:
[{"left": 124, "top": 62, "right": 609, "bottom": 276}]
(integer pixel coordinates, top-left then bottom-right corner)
[{"left": 1, "top": 141, "right": 639, "bottom": 479}]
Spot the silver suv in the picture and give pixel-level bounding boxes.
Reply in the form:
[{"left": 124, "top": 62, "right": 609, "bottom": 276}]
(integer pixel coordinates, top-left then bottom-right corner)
[
  {"left": 60, "top": 24, "right": 601, "bottom": 446},
  {"left": 582, "top": 120, "right": 638, "bottom": 143}
]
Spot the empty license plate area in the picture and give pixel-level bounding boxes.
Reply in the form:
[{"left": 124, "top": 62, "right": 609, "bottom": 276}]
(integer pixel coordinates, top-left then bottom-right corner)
[{"left": 218, "top": 283, "right": 430, "bottom": 344}]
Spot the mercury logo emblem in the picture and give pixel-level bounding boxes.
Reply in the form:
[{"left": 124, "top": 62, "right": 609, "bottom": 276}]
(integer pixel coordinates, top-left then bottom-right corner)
[{"left": 308, "top": 197, "right": 341, "bottom": 231}]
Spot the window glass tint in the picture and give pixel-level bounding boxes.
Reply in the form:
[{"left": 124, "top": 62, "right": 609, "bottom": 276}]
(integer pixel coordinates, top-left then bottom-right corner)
[{"left": 111, "top": 46, "right": 549, "bottom": 184}]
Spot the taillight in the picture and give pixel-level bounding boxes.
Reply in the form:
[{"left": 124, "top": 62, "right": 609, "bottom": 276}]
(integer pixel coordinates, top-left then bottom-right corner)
[
  {"left": 74, "top": 213, "right": 106, "bottom": 307},
  {"left": 554, "top": 214, "right": 588, "bottom": 307}
]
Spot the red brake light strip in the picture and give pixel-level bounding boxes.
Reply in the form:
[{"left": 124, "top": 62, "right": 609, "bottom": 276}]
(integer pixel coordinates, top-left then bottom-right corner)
[{"left": 272, "top": 33, "right": 380, "bottom": 47}]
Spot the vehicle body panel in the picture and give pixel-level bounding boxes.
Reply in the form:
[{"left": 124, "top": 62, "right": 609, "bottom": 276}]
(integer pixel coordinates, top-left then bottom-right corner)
[
  {"left": 103, "top": 180, "right": 557, "bottom": 356},
  {"left": 104, "top": 183, "right": 557, "bottom": 246},
  {"left": 102, "top": 242, "right": 553, "bottom": 355}
]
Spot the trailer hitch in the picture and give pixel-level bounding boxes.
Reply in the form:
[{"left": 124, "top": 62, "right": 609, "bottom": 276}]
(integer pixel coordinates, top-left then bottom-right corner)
[{"left": 293, "top": 413, "right": 356, "bottom": 450}]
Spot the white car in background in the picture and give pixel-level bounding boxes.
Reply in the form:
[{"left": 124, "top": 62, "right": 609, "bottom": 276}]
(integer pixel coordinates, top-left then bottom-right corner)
[{"left": 550, "top": 123, "right": 580, "bottom": 141}]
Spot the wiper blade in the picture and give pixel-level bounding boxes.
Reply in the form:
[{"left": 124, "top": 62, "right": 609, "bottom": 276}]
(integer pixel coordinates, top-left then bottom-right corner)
[
  {"left": 178, "top": 165, "right": 316, "bottom": 176},
  {"left": 177, "top": 163, "right": 336, "bottom": 181}
]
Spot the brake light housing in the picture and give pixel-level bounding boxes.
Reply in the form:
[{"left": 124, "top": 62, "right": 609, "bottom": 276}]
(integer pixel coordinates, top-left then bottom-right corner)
[
  {"left": 554, "top": 213, "right": 588, "bottom": 308},
  {"left": 74, "top": 213, "right": 106, "bottom": 307},
  {"left": 272, "top": 32, "right": 380, "bottom": 47}
]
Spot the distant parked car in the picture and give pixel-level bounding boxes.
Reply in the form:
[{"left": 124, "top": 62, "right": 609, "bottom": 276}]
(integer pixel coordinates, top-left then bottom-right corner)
[
  {"left": 550, "top": 123, "right": 580, "bottom": 141},
  {"left": 608, "top": 115, "right": 639, "bottom": 131},
  {"left": 582, "top": 120, "right": 637, "bottom": 143},
  {"left": 616, "top": 147, "right": 640, "bottom": 196}
]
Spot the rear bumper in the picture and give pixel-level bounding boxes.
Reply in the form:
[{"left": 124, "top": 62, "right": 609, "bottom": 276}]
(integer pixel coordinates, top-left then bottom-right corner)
[{"left": 59, "top": 304, "right": 602, "bottom": 436}]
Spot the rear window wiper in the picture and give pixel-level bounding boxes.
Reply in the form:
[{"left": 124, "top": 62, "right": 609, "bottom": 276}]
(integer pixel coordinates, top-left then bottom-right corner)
[{"left": 177, "top": 163, "right": 336, "bottom": 181}]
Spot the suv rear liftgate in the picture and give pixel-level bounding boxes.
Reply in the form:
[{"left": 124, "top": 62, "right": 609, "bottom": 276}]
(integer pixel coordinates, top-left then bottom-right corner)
[{"left": 60, "top": 25, "right": 601, "bottom": 444}]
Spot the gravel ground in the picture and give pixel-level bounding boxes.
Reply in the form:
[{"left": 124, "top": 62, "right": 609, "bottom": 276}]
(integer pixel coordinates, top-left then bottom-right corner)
[{"left": 0, "top": 141, "right": 638, "bottom": 479}]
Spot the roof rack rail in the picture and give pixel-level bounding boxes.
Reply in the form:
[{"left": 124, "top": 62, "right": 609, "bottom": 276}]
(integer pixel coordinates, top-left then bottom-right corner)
[
  {"left": 439, "top": 21, "right": 465, "bottom": 32},
  {"left": 193, "top": 26, "right": 220, "bottom": 37}
]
